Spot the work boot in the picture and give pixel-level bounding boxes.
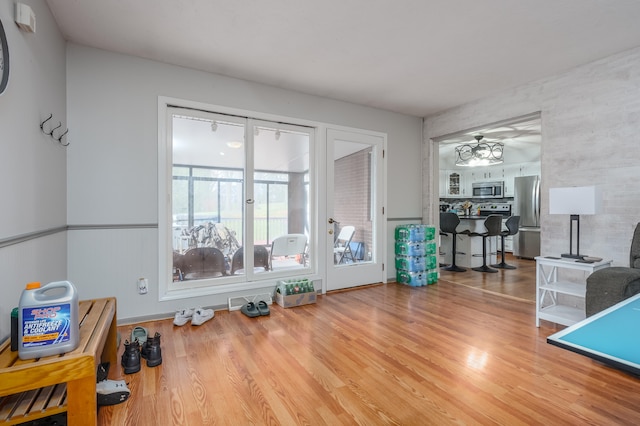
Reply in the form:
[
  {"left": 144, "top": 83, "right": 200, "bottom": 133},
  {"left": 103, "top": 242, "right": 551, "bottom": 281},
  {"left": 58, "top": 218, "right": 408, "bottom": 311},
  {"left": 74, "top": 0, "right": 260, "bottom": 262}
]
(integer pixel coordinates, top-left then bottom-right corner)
[
  {"left": 145, "top": 332, "right": 162, "bottom": 367},
  {"left": 140, "top": 331, "right": 156, "bottom": 360},
  {"left": 121, "top": 339, "right": 141, "bottom": 374}
]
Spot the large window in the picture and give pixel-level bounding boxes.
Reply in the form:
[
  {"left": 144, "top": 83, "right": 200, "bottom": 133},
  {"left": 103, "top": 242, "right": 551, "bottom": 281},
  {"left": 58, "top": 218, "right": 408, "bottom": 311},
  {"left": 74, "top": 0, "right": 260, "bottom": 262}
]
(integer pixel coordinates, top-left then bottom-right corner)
[{"left": 164, "top": 108, "right": 313, "bottom": 292}]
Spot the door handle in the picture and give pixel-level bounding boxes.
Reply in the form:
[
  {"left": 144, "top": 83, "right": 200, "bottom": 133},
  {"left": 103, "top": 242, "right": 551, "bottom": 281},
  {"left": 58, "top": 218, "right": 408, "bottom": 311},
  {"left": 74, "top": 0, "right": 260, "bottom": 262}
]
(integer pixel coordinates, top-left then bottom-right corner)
[{"left": 328, "top": 218, "right": 336, "bottom": 224}]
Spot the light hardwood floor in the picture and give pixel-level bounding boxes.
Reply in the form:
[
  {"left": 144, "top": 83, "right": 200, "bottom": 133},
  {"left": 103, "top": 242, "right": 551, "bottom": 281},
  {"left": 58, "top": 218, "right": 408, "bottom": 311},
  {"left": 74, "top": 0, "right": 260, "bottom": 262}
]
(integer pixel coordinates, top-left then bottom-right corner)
[
  {"left": 438, "top": 253, "right": 537, "bottom": 302},
  {"left": 99, "top": 261, "right": 640, "bottom": 425}
]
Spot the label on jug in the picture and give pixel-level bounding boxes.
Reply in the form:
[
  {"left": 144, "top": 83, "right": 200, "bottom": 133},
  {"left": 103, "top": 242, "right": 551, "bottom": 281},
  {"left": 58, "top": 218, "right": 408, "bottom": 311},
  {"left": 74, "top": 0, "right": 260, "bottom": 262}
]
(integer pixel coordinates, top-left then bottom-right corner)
[{"left": 21, "top": 303, "right": 72, "bottom": 347}]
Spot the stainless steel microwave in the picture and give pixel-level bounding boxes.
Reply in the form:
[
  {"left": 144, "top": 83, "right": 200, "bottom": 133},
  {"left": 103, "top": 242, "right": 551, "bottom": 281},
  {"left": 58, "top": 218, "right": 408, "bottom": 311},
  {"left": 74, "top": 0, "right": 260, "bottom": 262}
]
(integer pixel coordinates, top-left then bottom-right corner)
[{"left": 472, "top": 181, "right": 504, "bottom": 199}]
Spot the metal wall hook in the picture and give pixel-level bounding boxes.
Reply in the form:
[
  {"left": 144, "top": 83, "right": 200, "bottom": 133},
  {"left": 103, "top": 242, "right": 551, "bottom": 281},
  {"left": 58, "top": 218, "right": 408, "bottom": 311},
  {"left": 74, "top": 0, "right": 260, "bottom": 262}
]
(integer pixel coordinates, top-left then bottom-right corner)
[
  {"left": 57, "top": 129, "right": 70, "bottom": 146},
  {"left": 40, "top": 114, "right": 53, "bottom": 132},
  {"left": 39, "top": 114, "right": 71, "bottom": 147},
  {"left": 47, "top": 122, "right": 62, "bottom": 136}
]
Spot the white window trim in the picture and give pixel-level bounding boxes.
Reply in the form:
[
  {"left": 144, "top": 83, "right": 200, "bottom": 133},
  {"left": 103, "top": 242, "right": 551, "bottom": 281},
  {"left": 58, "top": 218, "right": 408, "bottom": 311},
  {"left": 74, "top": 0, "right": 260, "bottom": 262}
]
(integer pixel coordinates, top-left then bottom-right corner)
[{"left": 158, "top": 96, "right": 321, "bottom": 301}]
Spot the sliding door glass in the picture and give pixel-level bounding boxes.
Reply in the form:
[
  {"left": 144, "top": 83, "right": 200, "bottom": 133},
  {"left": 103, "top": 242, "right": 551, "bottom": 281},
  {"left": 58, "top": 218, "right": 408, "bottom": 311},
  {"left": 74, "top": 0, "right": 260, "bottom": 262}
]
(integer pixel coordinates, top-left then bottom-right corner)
[
  {"left": 166, "top": 110, "right": 313, "bottom": 291},
  {"left": 170, "top": 113, "right": 245, "bottom": 286},
  {"left": 252, "top": 123, "right": 311, "bottom": 274}
]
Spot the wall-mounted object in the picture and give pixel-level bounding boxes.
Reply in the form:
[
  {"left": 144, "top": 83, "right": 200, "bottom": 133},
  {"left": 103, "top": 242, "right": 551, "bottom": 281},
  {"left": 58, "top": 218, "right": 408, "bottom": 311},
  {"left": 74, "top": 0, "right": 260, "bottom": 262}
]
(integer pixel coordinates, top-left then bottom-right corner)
[
  {"left": 0, "top": 18, "right": 9, "bottom": 95},
  {"left": 15, "top": 3, "right": 36, "bottom": 33},
  {"left": 40, "top": 114, "right": 70, "bottom": 146}
]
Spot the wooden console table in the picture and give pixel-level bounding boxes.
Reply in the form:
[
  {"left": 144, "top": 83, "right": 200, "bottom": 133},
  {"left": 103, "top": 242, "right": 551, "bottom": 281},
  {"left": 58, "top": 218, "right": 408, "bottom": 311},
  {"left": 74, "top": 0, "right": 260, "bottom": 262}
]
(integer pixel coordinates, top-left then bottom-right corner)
[{"left": 0, "top": 297, "right": 117, "bottom": 425}]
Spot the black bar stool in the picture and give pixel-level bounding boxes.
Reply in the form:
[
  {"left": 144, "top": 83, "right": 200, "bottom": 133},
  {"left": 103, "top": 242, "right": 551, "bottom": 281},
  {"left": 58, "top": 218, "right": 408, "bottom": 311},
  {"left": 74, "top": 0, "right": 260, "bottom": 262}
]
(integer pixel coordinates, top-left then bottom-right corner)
[
  {"left": 492, "top": 216, "right": 520, "bottom": 270},
  {"left": 440, "top": 212, "right": 469, "bottom": 272},
  {"left": 468, "top": 214, "right": 503, "bottom": 273}
]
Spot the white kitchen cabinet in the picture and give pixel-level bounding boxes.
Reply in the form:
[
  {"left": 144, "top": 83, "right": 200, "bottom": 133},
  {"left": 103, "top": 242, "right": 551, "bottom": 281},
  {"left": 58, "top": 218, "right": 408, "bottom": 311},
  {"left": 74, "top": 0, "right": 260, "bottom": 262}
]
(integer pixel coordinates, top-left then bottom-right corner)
[
  {"left": 516, "top": 161, "right": 541, "bottom": 178},
  {"left": 442, "top": 170, "right": 466, "bottom": 197},
  {"left": 498, "top": 235, "right": 514, "bottom": 253},
  {"left": 504, "top": 236, "right": 513, "bottom": 252},
  {"left": 469, "top": 167, "right": 504, "bottom": 183},
  {"left": 502, "top": 164, "right": 518, "bottom": 197}
]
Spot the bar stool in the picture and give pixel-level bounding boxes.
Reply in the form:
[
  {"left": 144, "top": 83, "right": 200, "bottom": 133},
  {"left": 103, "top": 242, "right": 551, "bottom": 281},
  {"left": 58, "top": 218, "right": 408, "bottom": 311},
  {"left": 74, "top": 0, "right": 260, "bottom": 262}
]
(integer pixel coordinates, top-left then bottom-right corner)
[
  {"left": 468, "top": 214, "right": 503, "bottom": 273},
  {"left": 492, "top": 216, "right": 520, "bottom": 270},
  {"left": 439, "top": 212, "right": 469, "bottom": 272}
]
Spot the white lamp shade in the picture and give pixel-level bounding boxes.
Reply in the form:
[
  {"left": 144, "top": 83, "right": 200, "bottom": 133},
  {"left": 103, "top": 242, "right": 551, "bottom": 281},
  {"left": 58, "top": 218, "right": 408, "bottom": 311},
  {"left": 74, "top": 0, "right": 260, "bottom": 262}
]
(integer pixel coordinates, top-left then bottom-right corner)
[{"left": 549, "top": 186, "right": 602, "bottom": 215}]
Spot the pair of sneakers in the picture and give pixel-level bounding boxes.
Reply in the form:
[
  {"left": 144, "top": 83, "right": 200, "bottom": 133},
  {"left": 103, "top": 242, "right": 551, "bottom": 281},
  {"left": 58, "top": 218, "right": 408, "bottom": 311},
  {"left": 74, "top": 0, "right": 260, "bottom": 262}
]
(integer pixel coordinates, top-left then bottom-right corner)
[{"left": 174, "top": 307, "right": 214, "bottom": 326}]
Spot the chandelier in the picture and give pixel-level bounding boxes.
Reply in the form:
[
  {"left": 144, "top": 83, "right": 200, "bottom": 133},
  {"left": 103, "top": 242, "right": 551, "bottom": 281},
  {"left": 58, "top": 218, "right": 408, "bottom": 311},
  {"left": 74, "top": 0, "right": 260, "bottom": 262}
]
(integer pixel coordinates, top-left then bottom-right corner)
[{"left": 455, "top": 135, "right": 504, "bottom": 167}]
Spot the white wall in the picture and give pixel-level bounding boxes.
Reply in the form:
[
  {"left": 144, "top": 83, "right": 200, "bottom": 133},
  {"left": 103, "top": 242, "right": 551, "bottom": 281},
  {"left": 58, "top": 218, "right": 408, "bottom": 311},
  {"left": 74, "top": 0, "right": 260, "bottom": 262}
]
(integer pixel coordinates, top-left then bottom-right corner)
[
  {"left": 66, "top": 44, "right": 423, "bottom": 321},
  {"left": 424, "top": 46, "right": 640, "bottom": 266},
  {"left": 0, "top": 1, "right": 67, "bottom": 340}
]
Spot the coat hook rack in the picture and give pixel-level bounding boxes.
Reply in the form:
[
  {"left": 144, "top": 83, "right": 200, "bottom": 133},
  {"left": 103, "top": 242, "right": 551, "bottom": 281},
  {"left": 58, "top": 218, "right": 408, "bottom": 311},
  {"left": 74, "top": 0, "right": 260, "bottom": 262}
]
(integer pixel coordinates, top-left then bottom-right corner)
[{"left": 40, "top": 113, "right": 70, "bottom": 147}]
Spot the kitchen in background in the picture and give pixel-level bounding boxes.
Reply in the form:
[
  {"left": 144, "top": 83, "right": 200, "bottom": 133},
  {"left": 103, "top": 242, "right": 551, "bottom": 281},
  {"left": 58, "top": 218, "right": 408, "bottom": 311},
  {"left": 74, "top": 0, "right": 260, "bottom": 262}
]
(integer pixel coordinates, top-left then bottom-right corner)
[{"left": 436, "top": 114, "right": 541, "bottom": 259}]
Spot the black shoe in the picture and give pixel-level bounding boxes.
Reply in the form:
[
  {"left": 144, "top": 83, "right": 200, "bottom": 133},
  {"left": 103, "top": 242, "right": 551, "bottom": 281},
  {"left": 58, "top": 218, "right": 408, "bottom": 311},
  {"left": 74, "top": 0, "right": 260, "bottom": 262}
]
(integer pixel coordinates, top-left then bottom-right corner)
[
  {"left": 97, "top": 379, "right": 131, "bottom": 406},
  {"left": 121, "top": 339, "right": 141, "bottom": 374},
  {"left": 145, "top": 332, "right": 162, "bottom": 367},
  {"left": 96, "top": 362, "right": 110, "bottom": 382}
]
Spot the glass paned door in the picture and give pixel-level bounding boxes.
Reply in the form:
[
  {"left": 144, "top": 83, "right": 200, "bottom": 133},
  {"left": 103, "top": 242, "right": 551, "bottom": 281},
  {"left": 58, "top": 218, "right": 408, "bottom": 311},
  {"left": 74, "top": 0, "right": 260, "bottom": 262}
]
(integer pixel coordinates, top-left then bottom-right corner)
[{"left": 326, "top": 128, "right": 385, "bottom": 291}]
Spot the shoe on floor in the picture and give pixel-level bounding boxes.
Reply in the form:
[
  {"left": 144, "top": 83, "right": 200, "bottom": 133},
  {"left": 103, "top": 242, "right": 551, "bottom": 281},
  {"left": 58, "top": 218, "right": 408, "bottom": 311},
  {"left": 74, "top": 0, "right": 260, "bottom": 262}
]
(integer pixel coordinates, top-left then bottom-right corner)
[
  {"left": 121, "top": 339, "right": 141, "bottom": 374},
  {"left": 191, "top": 308, "right": 214, "bottom": 326},
  {"left": 97, "top": 379, "right": 131, "bottom": 406},
  {"left": 96, "top": 362, "right": 110, "bottom": 383},
  {"left": 257, "top": 301, "right": 270, "bottom": 316},
  {"left": 144, "top": 332, "right": 162, "bottom": 367},
  {"left": 241, "top": 302, "right": 260, "bottom": 318},
  {"left": 131, "top": 326, "right": 148, "bottom": 345},
  {"left": 174, "top": 308, "right": 195, "bottom": 326}
]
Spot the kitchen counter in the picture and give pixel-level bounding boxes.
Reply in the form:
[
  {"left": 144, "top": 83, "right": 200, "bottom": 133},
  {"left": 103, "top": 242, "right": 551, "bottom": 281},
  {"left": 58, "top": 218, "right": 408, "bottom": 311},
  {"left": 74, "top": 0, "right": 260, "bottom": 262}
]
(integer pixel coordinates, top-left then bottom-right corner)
[{"left": 440, "top": 217, "right": 499, "bottom": 269}]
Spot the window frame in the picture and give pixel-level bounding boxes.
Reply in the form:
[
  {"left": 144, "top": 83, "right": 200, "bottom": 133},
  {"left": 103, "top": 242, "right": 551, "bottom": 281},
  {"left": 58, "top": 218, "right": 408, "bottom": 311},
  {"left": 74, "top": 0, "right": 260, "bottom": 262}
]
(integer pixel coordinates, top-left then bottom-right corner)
[{"left": 158, "top": 100, "right": 317, "bottom": 301}]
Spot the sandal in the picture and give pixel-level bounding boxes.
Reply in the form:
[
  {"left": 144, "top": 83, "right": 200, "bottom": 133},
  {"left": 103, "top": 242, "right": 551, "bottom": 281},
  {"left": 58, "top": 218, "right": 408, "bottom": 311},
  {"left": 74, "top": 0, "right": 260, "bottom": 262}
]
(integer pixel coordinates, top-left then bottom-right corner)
[
  {"left": 257, "top": 301, "right": 270, "bottom": 316},
  {"left": 131, "top": 326, "right": 148, "bottom": 345},
  {"left": 241, "top": 302, "right": 260, "bottom": 318}
]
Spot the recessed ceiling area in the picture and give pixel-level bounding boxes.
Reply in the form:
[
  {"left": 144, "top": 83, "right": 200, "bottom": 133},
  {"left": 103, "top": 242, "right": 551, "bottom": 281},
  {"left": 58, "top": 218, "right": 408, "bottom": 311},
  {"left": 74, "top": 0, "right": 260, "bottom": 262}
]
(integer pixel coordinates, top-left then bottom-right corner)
[
  {"left": 438, "top": 117, "right": 541, "bottom": 170},
  {"left": 45, "top": 0, "right": 640, "bottom": 117}
]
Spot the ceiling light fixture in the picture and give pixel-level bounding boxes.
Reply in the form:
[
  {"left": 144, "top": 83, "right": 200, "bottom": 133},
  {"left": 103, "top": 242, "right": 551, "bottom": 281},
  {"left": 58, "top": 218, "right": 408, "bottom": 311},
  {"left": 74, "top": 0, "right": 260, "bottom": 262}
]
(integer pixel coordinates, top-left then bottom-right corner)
[
  {"left": 211, "top": 121, "right": 218, "bottom": 132},
  {"left": 455, "top": 135, "right": 504, "bottom": 167}
]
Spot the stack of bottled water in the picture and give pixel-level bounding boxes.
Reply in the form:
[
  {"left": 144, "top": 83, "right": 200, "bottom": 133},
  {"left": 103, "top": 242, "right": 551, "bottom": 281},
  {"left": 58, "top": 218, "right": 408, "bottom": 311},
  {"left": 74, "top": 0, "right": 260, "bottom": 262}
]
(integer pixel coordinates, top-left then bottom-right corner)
[{"left": 395, "top": 224, "right": 438, "bottom": 286}]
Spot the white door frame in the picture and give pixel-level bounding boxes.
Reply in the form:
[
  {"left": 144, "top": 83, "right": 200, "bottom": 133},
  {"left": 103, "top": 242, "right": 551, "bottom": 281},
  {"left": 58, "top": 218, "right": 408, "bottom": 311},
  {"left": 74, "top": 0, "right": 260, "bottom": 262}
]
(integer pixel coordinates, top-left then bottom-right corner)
[{"left": 325, "top": 128, "right": 387, "bottom": 291}]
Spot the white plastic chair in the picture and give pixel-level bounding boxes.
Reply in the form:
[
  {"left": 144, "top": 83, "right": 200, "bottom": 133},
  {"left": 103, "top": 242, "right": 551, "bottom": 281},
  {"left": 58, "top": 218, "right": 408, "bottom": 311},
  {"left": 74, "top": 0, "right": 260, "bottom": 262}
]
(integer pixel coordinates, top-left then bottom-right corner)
[
  {"left": 334, "top": 226, "right": 356, "bottom": 264},
  {"left": 270, "top": 234, "right": 308, "bottom": 270}
]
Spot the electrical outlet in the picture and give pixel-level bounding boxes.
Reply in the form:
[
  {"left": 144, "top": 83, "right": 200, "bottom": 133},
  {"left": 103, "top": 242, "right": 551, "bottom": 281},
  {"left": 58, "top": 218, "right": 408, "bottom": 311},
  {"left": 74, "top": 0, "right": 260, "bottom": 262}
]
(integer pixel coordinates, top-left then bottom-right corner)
[{"left": 137, "top": 278, "right": 148, "bottom": 295}]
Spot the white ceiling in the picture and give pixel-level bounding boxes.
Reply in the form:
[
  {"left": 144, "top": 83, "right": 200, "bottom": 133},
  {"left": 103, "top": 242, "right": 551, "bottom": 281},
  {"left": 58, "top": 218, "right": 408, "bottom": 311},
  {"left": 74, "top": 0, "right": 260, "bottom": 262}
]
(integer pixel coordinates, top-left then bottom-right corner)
[{"left": 46, "top": 0, "right": 640, "bottom": 118}]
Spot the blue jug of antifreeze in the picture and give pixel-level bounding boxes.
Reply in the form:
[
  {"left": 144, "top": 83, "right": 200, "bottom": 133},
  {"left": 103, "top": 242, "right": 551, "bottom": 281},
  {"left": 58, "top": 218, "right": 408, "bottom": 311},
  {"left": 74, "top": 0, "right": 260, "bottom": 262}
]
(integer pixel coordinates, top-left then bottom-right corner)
[{"left": 18, "top": 280, "right": 80, "bottom": 360}]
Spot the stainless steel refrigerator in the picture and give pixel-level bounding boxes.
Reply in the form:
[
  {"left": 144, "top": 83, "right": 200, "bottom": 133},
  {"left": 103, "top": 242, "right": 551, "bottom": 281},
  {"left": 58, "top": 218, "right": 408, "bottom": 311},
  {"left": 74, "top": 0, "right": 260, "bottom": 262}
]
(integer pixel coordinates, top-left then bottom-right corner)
[{"left": 512, "top": 175, "right": 540, "bottom": 258}]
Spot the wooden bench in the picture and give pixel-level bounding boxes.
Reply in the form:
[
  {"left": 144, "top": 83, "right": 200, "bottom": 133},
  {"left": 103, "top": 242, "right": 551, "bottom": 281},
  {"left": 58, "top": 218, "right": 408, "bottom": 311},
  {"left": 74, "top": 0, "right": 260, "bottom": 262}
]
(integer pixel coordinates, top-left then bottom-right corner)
[{"left": 0, "top": 297, "right": 117, "bottom": 425}]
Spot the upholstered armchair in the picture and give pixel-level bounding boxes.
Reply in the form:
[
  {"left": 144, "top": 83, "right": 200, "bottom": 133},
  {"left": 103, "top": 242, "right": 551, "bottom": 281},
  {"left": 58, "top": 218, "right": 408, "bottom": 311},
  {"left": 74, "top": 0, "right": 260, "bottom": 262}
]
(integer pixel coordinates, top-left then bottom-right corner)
[{"left": 585, "top": 223, "right": 640, "bottom": 317}]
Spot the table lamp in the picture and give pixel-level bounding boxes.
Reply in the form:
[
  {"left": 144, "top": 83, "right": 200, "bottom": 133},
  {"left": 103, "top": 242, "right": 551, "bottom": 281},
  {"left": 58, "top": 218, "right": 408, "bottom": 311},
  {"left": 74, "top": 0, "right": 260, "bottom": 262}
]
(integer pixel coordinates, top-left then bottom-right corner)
[{"left": 549, "top": 186, "right": 602, "bottom": 259}]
